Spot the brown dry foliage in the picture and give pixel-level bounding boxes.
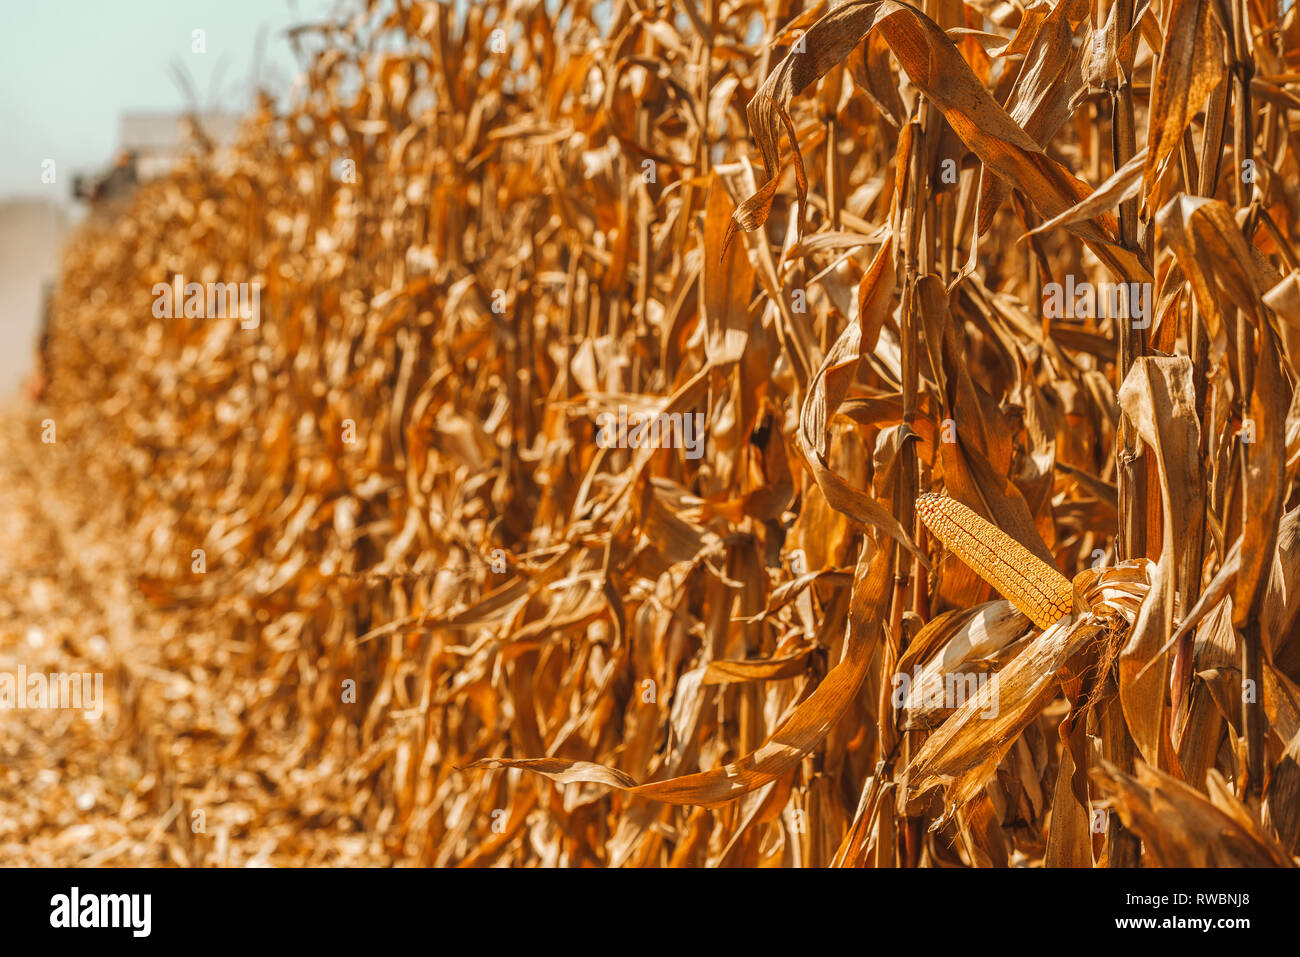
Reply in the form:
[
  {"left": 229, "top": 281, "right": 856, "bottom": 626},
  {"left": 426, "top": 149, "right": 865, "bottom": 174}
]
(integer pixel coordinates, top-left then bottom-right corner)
[{"left": 36, "top": 0, "right": 1300, "bottom": 866}]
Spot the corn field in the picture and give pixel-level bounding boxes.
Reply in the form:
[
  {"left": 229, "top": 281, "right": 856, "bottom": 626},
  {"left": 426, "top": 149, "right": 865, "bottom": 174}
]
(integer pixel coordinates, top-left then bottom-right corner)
[{"left": 22, "top": 0, "right": 1300, "bottom": 867}]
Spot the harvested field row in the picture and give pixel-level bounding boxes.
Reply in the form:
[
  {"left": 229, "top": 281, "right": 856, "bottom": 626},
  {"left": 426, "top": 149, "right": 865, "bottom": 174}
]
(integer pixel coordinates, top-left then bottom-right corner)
[{"left": 22, "top": 0, "right": 1300, "bottom": 866}]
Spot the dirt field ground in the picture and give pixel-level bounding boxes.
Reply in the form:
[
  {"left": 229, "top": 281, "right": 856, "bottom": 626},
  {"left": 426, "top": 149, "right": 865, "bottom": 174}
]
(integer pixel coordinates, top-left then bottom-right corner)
[{"left": 0, "top": 404, "right": 382, "bottom": 866}]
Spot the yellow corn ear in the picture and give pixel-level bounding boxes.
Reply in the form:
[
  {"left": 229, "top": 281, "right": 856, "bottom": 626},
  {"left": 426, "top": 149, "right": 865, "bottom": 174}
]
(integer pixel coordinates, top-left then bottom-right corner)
[{"left": 915, "top": 492, "right": 1072, "bottom": 629}]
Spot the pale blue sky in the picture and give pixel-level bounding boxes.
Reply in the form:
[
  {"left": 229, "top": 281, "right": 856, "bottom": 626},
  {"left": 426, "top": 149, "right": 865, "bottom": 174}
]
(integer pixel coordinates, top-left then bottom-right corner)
[{"left": 0, "top": 0, "right": 346, "bottom": 201}]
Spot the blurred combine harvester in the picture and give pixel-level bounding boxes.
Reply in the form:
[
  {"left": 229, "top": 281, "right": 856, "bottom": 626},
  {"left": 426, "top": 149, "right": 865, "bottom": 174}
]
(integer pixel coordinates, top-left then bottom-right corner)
[{"left": 72, "top": 112, "right": 243, "bottom": 205}]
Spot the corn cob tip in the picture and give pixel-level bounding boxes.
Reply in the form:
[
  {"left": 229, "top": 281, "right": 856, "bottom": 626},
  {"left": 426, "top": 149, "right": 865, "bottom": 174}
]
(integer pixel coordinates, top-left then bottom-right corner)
[{"left": 915, "top": 491, "right": 943, "bottom": 512}]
